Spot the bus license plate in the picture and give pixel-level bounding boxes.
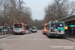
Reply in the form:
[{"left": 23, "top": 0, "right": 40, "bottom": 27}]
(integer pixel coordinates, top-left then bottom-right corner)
[{"left": 55, "top": 35, "right": 59, "bottom": 36}]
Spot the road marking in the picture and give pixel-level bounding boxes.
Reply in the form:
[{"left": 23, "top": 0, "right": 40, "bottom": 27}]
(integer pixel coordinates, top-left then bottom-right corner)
[{"left": 21, "top": 35, "right": 26, "bottom": 39}]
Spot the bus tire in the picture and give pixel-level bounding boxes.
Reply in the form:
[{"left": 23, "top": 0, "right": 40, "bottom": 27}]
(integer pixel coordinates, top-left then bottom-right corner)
[
  {"left": 47, "top": 34, "right": 50, "bottom": 38},
  {"left": 36, "top": 31, "right": 37, "bottom": 32},
  {"left": 47, "top": 35, "right": 50, "bottom": 38}
]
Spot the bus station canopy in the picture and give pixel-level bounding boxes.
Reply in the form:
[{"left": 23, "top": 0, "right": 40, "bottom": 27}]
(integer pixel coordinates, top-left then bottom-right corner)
[{"left": 59, "top": 15, "right": 75, "bottom": 22}]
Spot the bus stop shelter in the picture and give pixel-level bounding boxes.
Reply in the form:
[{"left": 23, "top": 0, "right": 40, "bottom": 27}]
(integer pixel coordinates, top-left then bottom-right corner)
[{"left": 59, "top": 15, "right": 75, "bottom": 36}]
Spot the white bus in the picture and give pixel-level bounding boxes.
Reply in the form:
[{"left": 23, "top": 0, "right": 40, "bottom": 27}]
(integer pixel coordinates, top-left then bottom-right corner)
[{"left": 13, "top": 23, "right": 26, "bottom": 35}]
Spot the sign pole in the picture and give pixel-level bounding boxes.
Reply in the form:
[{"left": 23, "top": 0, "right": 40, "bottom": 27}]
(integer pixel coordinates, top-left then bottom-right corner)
[
  {"left": 3, "top": 22, "right": 8, "bottom": 35},
  {"left": 3, "top": 26, "right": 4, "bottom": 35}
]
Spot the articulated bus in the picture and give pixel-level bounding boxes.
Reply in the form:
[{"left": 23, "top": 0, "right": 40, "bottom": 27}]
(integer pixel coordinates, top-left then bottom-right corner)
[
  {"left": 46, "top": 21, "right": 65, "bottom": 37},
  {"left": 13, "top": 23, "right": 26, "bottom": 35}
]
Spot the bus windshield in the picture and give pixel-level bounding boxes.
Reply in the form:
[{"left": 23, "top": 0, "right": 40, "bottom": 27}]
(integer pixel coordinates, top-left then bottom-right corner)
[
  {"left": 32, "top": 27, "right": 36, "bottom": 29},
  {"left": 14, "top": 24, "right": 22, "bottom": 28}
]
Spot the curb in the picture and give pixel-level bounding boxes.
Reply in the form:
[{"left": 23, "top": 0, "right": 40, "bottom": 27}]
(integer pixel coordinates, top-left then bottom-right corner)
[
  {"left": 66, "top": 37, "right": 75, "bottom": 42},
  {"left": 0, "top": 34, "right": 12, "bottom": 39}
]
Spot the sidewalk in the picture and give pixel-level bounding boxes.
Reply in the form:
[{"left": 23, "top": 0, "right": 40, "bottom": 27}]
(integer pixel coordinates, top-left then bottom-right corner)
[
  {"left": 66, "top": 37, "right": 75, "bottom": 42},
  {"left": 0, "top": 34, "right": 12, "bottom": 39},
  {"left": 65, "top": 33, "right": 75, "bottom": 42}
]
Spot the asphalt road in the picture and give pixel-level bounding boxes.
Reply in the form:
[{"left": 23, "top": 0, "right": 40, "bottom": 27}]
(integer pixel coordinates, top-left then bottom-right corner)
[{"left": 0, "top": 30, "right": 75, "bottom": 50}]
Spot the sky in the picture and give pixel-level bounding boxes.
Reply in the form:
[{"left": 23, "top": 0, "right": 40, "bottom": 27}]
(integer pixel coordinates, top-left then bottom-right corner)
[
  {"left": 23, "top": 0, "right": 53, "bottom": 20},
  {"left": 23, "top": 0, "right": 75, "bottom": 20}
]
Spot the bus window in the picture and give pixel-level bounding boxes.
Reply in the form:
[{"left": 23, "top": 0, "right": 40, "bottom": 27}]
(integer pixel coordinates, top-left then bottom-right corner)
[{"left": 14, "top": 24, "right": 22, "bottom": 28}]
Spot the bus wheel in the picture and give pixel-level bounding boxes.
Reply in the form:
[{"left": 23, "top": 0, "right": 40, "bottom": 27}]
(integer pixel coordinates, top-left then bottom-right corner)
[
  {"left": 47, "top": 34, "right": 50, "bottom": 38},
  {"left": 48, "top": 36, "right": 50, "bottom": 38}
]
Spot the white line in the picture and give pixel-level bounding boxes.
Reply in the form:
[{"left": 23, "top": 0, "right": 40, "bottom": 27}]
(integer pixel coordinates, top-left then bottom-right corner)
[{"left": 21, "top": 35, "right": 26, "bottom": 39}]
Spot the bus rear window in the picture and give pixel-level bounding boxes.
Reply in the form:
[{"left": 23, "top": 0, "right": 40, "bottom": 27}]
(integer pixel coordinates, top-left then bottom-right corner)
[
  {"left": 14, "top": 24, "right": 22, "bottom": 28},
  {"left": 51, "top": 22, "right": 64, "bottom": 27}
]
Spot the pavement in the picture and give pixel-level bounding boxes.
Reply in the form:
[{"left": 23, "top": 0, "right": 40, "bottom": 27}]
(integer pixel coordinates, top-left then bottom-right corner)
[
  {"left": 65, "top": 33, "right": 75, "bottom": 42},
  {"left": 0, "top": 30, "right": 75, "bottom": 50},
  {"left": 0, "top": 34, "right": 12, "bottom": 39},
  {"left": 66, "top": 37, "right": 75, "bottom": 42}
]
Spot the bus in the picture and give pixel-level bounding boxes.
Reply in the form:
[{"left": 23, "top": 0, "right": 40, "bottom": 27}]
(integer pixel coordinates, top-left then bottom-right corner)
[
  {"left": 46, "top": 21, "right": 65, "bottom": 37},
  {"left": 31, "top": 26, "right": 37, "bottom": 33},
  {"left": 13, "top": 23, "right": 26, "bottom": 35},
  {"left": 42, "top": 23, "right": 48, "bottom": 35}
]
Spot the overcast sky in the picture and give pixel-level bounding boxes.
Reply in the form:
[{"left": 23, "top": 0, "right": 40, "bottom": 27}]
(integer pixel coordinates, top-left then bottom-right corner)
[
  {"left": 23, "top": 0, "right": 53, "bottom": 20},
  {"left": 23, "top": 0, "right": 75, "bottom": 20}
]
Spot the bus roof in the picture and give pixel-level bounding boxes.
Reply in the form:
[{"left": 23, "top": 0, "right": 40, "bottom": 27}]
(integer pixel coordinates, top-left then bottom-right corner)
[
  {"left": 48, "top": 21, "right": 64, "bottom": 23},
  {"left": 58, "top": 15, "right": 75, "bottom": 22}
]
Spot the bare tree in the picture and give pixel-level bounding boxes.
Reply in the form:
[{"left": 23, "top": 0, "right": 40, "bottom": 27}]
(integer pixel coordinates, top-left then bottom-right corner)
[
  {"left": 0, "top": 0, "right": 32, "bottom": 26},
  {"left": 44, "top": 0, "right": 75, "bottom": 23}
]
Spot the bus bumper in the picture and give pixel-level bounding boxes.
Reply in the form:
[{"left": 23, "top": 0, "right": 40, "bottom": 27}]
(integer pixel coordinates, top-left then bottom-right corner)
[
  {"left": 48, "top": 33, "right": 65, "bottom": 37},
  {"left": 13, "top": 32, "right": 24, "bottom": 34},
  {"left": 32, "top": 31, "right": 37, "bottom": 32},
  {"left": 42, "top": 31, "right": 46, "bottom": 35}
]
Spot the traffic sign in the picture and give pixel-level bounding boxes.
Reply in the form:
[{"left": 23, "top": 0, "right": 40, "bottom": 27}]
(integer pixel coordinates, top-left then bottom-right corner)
[{"left": 4, "top": 22, "right": 8, "bottom": 26}]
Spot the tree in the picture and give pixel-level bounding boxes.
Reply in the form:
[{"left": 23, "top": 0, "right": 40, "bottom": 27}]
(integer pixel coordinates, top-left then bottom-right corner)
[
  {"left": 0, "top": 0, "right": 32, "bottom": 26},
  {"left": 44, "top": 0, "right": 75, "bottom": 23},
  {"left": 33, "top": 19, "right": 43, "bottom": 29}
]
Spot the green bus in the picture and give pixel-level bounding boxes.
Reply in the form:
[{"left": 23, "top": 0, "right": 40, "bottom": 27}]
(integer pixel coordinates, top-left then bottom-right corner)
[
  {"left": 46, "top": 21, "right": 65, "bottom": 37},
  {"left": 13, "top": 23, "right": 25, "bottom": 35},
  {"left": 31, "top": 26, "right": 37, "bottom": 33}
]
